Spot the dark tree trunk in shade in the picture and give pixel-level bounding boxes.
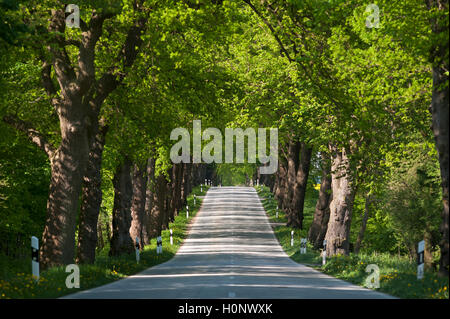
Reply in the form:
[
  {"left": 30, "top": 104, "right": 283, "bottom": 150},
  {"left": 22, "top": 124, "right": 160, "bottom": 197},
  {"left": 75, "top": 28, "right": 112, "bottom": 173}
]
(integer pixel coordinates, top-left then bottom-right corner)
[
  {"left": 289, "top": 143, "right": 312, "bottom": 229},
  {"left": 171, "top": 164, "right": 182, "bottom": 219},
  {"left": 96, "top": 217, "right": 105, "bottom": 252},
  {"left": 130, "top": 163, "right": 147, "bottom": 250},
  {"left": 308, "top": 152, "right": 332, "bottom": 249},
  {"left": 76, "top": 123, "right": 108, "bottom": 264},
  {"left": 149, "top": 174, "right": 167, "bottom": 237},
  {"left": 109, "top": 158, "right": 134, "bottom": 256},
  {"left": 181, "top": 163, "right": 192, "bottom": 205},
  {"left": 162, "top": 169, "right": 172, "bottom": 230},
  {"left": 177, "top": 164, "right": 185, "bottom": 212},
  {"left": 285, "top": 141, "right": 301, "bottom": 225},
  {"left": 142, "top": 158, "right": 155, "bottom": 245},
  {"left": 425, "top": 0, "right": 449, "bottom": 277},
  {"left": 180, "top": 163, "right": 187, "bottom": 204},
  {"left": 275, "top": 159, "right": 287, "bottom": 210},
  {"left": 325, "top": 147, "right": 357, "bottom": 257},
  {"left": 186, "top": 163, "right": 192, "bottom": 197},
  {"left": 354, "top": 195, "right": 372, "bottom": 254}
]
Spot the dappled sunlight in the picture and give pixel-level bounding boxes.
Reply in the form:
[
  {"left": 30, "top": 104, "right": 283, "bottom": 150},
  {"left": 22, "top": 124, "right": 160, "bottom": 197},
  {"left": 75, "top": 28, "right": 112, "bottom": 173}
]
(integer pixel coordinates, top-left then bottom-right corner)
[{"left": 64, "top": 187, "right": 394, "bottom": 299}]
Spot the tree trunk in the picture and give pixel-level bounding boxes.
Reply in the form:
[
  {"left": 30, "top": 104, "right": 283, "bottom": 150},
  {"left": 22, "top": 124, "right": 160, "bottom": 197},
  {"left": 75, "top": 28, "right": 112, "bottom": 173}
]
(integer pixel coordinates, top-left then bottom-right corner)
[
  {"left": 76, "top": 123, "right": 108, "bottom": 264},
  {"left": 431, "top": 60, "right": 450, "bottom": 277},
  {"left": 40, "top": 104, "right": 91, "bottom": 269},
  {"left": 308, "top": 152, "right": 332, "bottom": 249},
  {"left": 171, "top": 164, "right": 183, "bottom": 218},
  {"left": 354, "top": 194, "right": 372, "bottom": 254},
  {"left": 149, "top": 174, "right": 167, "bottom": 237},
  {"left": 130, "top": 163, "right": 147, "bottom": 250},
  {"left": 325, "top": 147, "right": 356, "bottom": 257},
  {"left": 424, "top": 229, "right": 434, "bottom": 270},
  {"left": 109, "top": 157, "right": 134, "bottom": 256},
  {"left": 425, "top": 0, "right": 449, "bottom": 277},
  {"left": 285, "top": 141, "right": 301, "bottom": 226},
  {"left": 142, "top": 158, "right": 155, "bottom": 245},
  {"left": 289, "top": 143, "right": 312, "bottom": 229},
  {"left": 96, "top": 216, "right": 105, "bottom": 252},
  {"left": 275, "top": 159, "right": 287, "bottom": 210}
]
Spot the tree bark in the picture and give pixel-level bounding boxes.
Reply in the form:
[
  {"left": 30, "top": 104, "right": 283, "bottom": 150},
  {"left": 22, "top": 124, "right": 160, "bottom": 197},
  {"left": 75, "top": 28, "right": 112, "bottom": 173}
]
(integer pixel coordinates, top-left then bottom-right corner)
[
  {"left": 289, "top": 143, "right": 312, "bottom": 229},
  {"left": 308, "top": 152, "right": 332, "bottom": 249},
  {"left": 424, "top": 229, "right": 434, "bottom": 270},
  {"left": 109, "top": 157, "right": 134, "bottom": 256},
  {"left": 285, "top": 141, "right": 301, "bottom": 225},
  {"left": 149, "top": 174, "right": 167, "bottom": 237},
  {"left": 275, "top": 159, "right": 287, "bottom": 210},
  {"left": 142, "top": 158, "right": 155, "bottom": 245},
  {"left": 96, "top": 216, "right": 105, "bottom": 252},
  {"left": 130, "top": 163, "right": 147, "bottom": 250},
  {"left": 40, "top": 104, "right": 91, "bottom": 268},
  {"left": 76, "top": 123, "right": 108, "bottom": 264},
  {"left": 354, "top": 194, "right": 372, "bottom": 254},
  {"left": 425, "top": 0, "right": 449, "bottom": 277},
  {"left": 325, "top": 147, "right": 356, "bottom": 256}
]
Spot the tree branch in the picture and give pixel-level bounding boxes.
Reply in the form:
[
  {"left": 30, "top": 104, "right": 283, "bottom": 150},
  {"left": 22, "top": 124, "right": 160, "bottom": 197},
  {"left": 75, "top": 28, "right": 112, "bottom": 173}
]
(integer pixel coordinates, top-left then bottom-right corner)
[
  {"left": 243, "top": 0, "right": 294, "bottom": 62},
  {"left": 77, "top": 11, "right": 117, "bottom": 94},
  {"left": 48, "top": 9, "right": 76, "bottom": 96},
  {"left": 3, "top": 115, "right": 56, "bottom": 159}
]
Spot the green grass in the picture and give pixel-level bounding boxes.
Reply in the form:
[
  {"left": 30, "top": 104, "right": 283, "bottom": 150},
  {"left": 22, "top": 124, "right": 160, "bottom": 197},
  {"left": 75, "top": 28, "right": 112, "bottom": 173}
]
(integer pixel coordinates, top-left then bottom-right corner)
[
  {"left": 255, "top": 185, "right": 449, "bottom": 299},
  {"left": 0, "top": 185, "right": 209, "bottom": 299}
]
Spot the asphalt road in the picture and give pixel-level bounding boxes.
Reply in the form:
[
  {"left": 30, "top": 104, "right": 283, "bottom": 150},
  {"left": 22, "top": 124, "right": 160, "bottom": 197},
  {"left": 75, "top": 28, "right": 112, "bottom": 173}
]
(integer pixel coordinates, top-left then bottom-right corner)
[{"left": 64, "top": 186, "right": 394, "bottom": 299}]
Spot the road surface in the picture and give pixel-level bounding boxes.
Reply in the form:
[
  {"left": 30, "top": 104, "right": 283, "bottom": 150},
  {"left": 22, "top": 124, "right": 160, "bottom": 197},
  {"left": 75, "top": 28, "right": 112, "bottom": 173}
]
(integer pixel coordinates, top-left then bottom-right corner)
[{"left": 64, "top": 187, "right": 394, "bottom": 299}]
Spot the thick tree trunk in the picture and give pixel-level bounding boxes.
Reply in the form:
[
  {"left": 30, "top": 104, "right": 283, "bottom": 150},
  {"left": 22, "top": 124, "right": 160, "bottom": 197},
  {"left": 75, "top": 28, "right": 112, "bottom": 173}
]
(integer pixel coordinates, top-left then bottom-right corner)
[
  {"left": 308, "top": 152, "right": 332, "bottom": 249},
  {"left": 149, "top": 174, "right": 167, "bottom": 237},
  {"left": 96, "top": 216, "right": 105, "bottom": 252},
  {"left": 289, "top": 143, "right": 312, "bottom": 229},
  {"left": 130, "top": 163, "right": 147, "bottom": 250},
  {"left": 177, "top": 163, "right": 185, "bottom": 211},
  {"left": 424, "top": 229, "right": 434, "bottom": 270},
  {"left": 109, "top": 157, "right": 134, "bottom": 256},
  {"left": 171, "top": 164, "right": 182, "bottom": 218},
  {"left": 325, "top": 147, "right": 356, "bottom": 257},
  {"left": 40, "top": 106, "right": 91, "bottom": 269},
  {"left": 431, "top": 64, "right": 450, "bottom": 277},
  {"left": 142, "top": 158, "right": 155, "bottom": 245},
  {"left": 354, "top": 195, "right": 372, "bottom": 254},
  {"left": 275, "top": 160, "right": 287, "bottom": 210},
  {"left": 425, "top": 0, "right": 449, "bottom": 278},
  {"left": 76, "top": 123, "right": 108, "bottom": 264},
  {"left": 285, "top": 141, "right": 301, "bottom": 226}
]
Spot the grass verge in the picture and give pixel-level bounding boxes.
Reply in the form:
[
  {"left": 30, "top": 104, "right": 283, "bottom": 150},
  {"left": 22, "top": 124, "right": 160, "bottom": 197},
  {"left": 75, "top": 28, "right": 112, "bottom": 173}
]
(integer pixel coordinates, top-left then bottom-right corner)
[
  {"left": 255, "top": 185, "right": 449, "bottom": 299},
  {"left": 0, "top": 185, "right": 209, "bottom": 299}
]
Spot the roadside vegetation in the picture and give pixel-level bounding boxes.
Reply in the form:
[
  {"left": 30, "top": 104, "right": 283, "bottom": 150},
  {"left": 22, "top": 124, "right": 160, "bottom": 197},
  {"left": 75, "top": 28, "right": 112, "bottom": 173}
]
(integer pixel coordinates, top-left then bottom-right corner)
[
  {"left": 0, "top": 186, "right": 207, "bottom": 299},
  {"left": 256, "top": 185, "right": 449, "bottom": 299}
]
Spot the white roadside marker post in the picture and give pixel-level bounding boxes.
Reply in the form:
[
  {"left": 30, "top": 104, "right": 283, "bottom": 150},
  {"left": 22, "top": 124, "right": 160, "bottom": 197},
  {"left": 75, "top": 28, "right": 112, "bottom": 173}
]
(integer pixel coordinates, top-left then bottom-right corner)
[
  {"left": 156, "top": 236, "right": 162, "bottom": 254},
  {"left": 170, "top": 229, "right": 173, "bottom": 245},
  {"left": 135, "top": 237, "right": 140, "bottom": 263},
  {"left": 290, "top": 230, "right": 294, "bottom": 247},
  {"left": 31, "top": 236, "right": 39, "bottom": 282},
  {"left": 417, "top": 240, "right": 425, "bottom": 280},
  {"left": 257, "top": 179, "right": 259, "bottom": 186},
  {"left": 276, "top": 206, "right": 279, "bottom": 219},
  {"left": 300, "top": 238, "right": 307, "bottom": 254},
  {"left": 186, "top": 205, "right": 189, "bottom": 219},
  {"left": 322, "top": 240, "right": 327, "bottom": 266},
  {"left": 194, "top": 194, "right": 196, "bottom": 206}
]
